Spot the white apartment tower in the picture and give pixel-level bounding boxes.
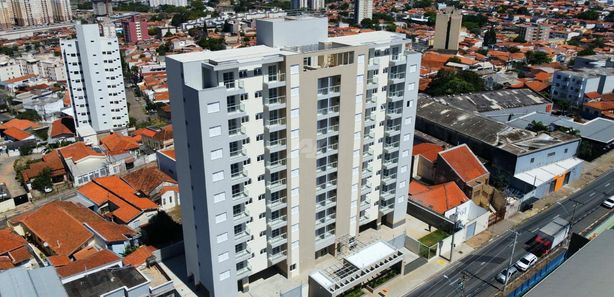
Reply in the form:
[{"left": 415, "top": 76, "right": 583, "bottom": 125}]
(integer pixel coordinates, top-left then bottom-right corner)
[
  {"left": 354, "top": 0, "right": 373, "bottom": 24},
  {"left": 291, "top": 0, "right": 325, "bottom": 10},
  {"left": 168, "top": 17, "right": 421, "bottom": 297},
  {"left": 61, "top": 23, "right": 129, "bottom": 132}
]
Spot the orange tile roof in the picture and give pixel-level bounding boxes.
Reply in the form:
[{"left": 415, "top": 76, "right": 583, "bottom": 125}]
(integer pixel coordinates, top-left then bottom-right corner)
[
  {"left": 122, "top": 245, "right": 156, "bottom": 267},
  {"left": 122, "top": 166, "right": 176, "bottom": 195},
  {"left": 3, "top": 126, "right": 32, "bottom": 141},
  {"left": 412, "top": 143, "right": 444, "bottom": 162},
  {"left": 9, "top": 201, "right": 94, "bottom": 256},
  {"left": 94, "top": 176, "right": 158, "bottom": 210},
  {"left": 100, "top": 133, "right": 139, "bottom": 155},
  {"left": 0, "top": 229, "right": 28, "bottom": 258},
  {"left": 0, "top": 257, "right": 14, "bottom": 269},
  {"left": 133, "top": 128, "right": 157, "bottom": 139},
  {"left": 56, "top": 249, "right": 121, "bottom": 278},
  {"left": 584, "top": 101, "right": 614, "bottom": 111},
  {"left": 72, "top": 246, "right": 99, "bottom": 260},
  {"left": 409, "top": 180, "right": 469, "bottom": 214},
  {"left": 85, "top": 220, "right": 136, "bottom": 242},
  {"left": 438, "top": 144, "right": 488, "bottom": 183},
  {"left": 2, "top": 73, "right": 36, "bottom": 84},
  {"left": 47, "top": 255, "right": 71, "bottom": 267},
  {"left": 58, "top": 142, "right": 104, "bottom": 163},
  {"left": 0, "top": 118, "right": 41, "bottom": 130},
  {"left": 159, "top": 149, "right": 175, "bottom": 160},
  {"left": 50, "top": 117, "right": 75, "bottom": 138},
  {"left": 525, "top": 80, "right": 550, "bottom": 93},
  {"left": 8, "top": 246, "right": 32, "bottom": 264},
  {"left": 154, "top": 91, "right": 169, "bottom": 101},
  {"left": 22, "top": 151, "right": 66, "bottom": 182},
  {"left": 534, "top": 71, "right": 551, "bottom": 82},
  {"left": 584, "top": 92, "right": 601, "bottom": 100}
]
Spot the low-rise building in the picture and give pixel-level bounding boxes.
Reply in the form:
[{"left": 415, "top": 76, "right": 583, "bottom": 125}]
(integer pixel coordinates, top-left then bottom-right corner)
[
  {"left": 122, "top": 166, "right": 180, "bottom": 211},
  {"left": 57, "top": 142, "right": 125, "bottom": 187},
  {"left": 0, "top": 267, "right": 67, "bottom": 297},
  {"left": 156, "top": 148, "right": 176, "bottom": 180},
  {"left": 550, "top": 68, "right": 614, "bottom": 105},
  {"left": 0, "top": 228, "right": 34, "bottom": 270},
  {"left": 142, "top": 125, "right": 173, "bottom": 151}
]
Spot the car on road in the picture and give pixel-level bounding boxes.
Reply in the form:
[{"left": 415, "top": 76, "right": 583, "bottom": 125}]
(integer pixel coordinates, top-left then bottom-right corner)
[
  {"left": 515, "top": 253, "right": 538, "bottom": 271},
  {"left": 495, "top": 266, "right": 518, "bottom": 283},
  {"left": 602, "top": 196, "right": 614, "bottom": 208}
]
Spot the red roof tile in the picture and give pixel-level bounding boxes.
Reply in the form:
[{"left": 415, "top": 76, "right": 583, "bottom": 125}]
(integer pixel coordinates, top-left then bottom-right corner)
[
  {"left": 58, "top": 142, "right": 104, "bottom": 163},
  {"left": 8, "top": 246, "right": 32, "bottom": 264},
  {"left": 584, "top": 91, "right": 601, "bottom": 100},
  {"left": 72, "top": 246, "right": 99, "bottom": 260},
  {"left": 3, "top": 127, "right": 32, "bottom": 141},
  {"left": 438, "top": 144, "right": 488, "bottom": 183},
  {"left": 0, "top": 229, "right": 28, "bottom": 257},
  {"left": 412, "top": 143, "right": 444, "bottom": 162},
  {"left": 2, "top": 74, "right": 36, "bottom": 84},
  {"left": 122, "top": 166, "right": 176, "bottom": 195},
  {"left": 47, "top": 255, "right": 71, "bottom": 267},
  {"left": 55, "top": 249, "right": 121, "bottom": 278},
  {"left": 584, "top": 101, "right": 614, "bottom": 111},
  {"left": 159, "top": 149, "right": 175, "bottom": 160},
  {"left": 0, "top": 118, "right": 41, "bottom": 130},
  {"left": 409, "top": 180, "right": 469, "bottom": 214},
  {"left": 50, "top": 117, "right": 75, "bottom": 138},
  {"left": 122, "top": 245, "right": 156, "bottom": 267},
  {"left": 100, "top": 133, "right": 139, "bottom": 155},
  {"left": 22, "top": 151, "right": 66, "bottom": 182}
]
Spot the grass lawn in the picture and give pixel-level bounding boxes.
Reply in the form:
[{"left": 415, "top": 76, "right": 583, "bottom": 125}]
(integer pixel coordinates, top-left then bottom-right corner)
[{"left": 419, "top": 229, "right": 449, "bottom": 247}]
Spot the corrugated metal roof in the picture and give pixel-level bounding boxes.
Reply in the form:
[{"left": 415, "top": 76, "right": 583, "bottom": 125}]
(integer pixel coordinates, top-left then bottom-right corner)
[{"left": 0, "top": 267, "right": 67, "bottom": 297}]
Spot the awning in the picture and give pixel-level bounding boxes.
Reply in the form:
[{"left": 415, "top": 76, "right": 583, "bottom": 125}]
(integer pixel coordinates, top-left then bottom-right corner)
[{"left": 514, "top": 157, "right": 583, "bottom": 187}]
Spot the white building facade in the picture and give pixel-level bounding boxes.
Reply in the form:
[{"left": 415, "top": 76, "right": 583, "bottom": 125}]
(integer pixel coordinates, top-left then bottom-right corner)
[
  {"left": 148, "top": 0, "right": 188, "bottom": 7},
  {"left": 354, "top": 0, "right": 373, "bottom": 24},
  {"left": 61, "top": 23, "right": 129, "bottom": 132},
  {"left": 167, "top": 17, "right": 421, "bottom": 297}
]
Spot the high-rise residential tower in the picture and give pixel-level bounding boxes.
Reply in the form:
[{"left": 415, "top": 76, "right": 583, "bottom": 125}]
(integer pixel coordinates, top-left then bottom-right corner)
[
  {"left": 167, "top": 16, "right": 421, "bottom": 297},
  {"left": 433, "top": 7, "right": 462, "bottom": 52},
  {"left": 122, "top": 16, "right": 150, "bottom": 43},
  {"left": 291, "top": 0, "right": 325, "bottom": 10},
  {"left": 354, "top": 0, "right": 373, "bottom": 24},
  {"left": 61, "top": 23, "right": 129, "bottom": 132},
  {"left": 6, "top": 0, "right": 71, "bottom": 27}
]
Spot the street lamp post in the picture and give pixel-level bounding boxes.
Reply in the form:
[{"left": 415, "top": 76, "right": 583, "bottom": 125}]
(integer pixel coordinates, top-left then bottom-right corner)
[{"left": 503, "top": 231, "right": 519, "bottom": 292}]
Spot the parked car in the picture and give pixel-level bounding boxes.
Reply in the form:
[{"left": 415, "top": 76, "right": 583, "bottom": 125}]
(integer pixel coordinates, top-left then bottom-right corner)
[
  {"left": 602, "top": 196, "right": 614, "bottom": 209},
  {"left": 515, "top": 253, "right": 538, "bottom": 271},
  {"left": 496, "top": 266, "right": 518, "bottom": 283}
]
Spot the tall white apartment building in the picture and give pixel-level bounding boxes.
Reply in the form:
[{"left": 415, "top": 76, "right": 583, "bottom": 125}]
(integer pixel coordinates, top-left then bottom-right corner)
[
  {"left": 167, "top": 16, "right": 421, "bottom": 297},
  {"left": 0, "top": 0, "right": 13, "bottom": 29},
  {"left": 291, "top": 0, "right": 325, "bottom": 10},
  {"left": 354, "top": 0, "right": 373, "bottom": 24},
  {"left": 148, "top": 0, "right": 188, "bottom": 7},
  {"left": 4, "top": 0, "right": 71, "bottom": 27},
  {"left": 51, "top": 0, "right": 72, "bottom": 22},
  {"left": 61, "top": 23, "right": 129, "bottom": 132},
  {"left": 0, "top": 55, "right": 22, "bottom": 81}
]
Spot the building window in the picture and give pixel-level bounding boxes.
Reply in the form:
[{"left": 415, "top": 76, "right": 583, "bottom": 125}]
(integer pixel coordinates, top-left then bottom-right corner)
[
  {"left": 215, "top": 212, "right": 227, "bottom": 224},
  {"left": 547, "top": 152, "right": 555, "bottom": 157},
  {"left": 209, "top": 126, "right": 222, "bottom": 137},
  {"left": 211, "top": 149, "right": 223, "bottom": 160},
  {"left": 207, "top": 102, "right": 220, "bottom": 113},
  {"left": 212, "top": 171, "right": 225, "bottom": 182},
  {"left": 219, "top": 270, "right": 230, "bottom": 281},
  {"left": 216, "top": 233, "right": 228, "bottom": 243},
  {"left": 290, "top": 264, "right": 296, "bottom": 271},
  {"left": 218, "top": 252, "right": 229, "bottom": 263},
  {"left": 530, "top": 158, "right": 535, "bottom": 163}
]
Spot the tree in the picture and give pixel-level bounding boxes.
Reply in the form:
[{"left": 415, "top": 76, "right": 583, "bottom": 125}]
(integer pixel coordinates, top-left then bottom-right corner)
[
  {"left": 360, "top": 18, "right": 374, "bottom": 29},
  {"left": 576, "top": 9, "right": 600, "bottom": 20},
  {"left": 525, "top": 51, "right": 551, "bottom": 65},
  {"left": 385, "top": 23, "right": 397, "bottom": 32},
  {"left": 31, "top": 167, "right": 53, "bottom": 193},
  {"left": 141, "top": 211, "right": 183, "bottom": 247},
  {"left": 447, "top": 56, "right": 461, "bottom": 63},
  {"left": 413, "top": 0, "right": 432, "bottom": 8},
  {"left": 577, "top": 48, "right": 596, "bottom": 56},
  {"left": 16, "top": 110, "right": 42, "bottom": 121},
  {"left": 197, "top": 37, "right": 225, "bottom": 51},
  {"left": 19, "top": 146, "right": 33, "bottom": 156},
  {"left": 528, "top": 120, "right": 548, "bottom": 132},
  {"left": 483, "top": 27, "right": 497, "bottom": 46},
  {"left": 508, "top": 46, "right": 520, "bottom": 53},
  {"left": 426, "top": 69, "right": 485, "bottom": 96}
]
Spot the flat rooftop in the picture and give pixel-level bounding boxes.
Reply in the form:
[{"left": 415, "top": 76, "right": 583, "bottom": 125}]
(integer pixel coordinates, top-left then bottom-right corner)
[
  {"left": 524, "top": 229, "right": 614, "bottom": 297},
  {"left": 557, "top": 67, "right": 614, "bottom": 78},
  {"left": 417, "top": 99, "right": 578, "bottom": 155},
  {"left": 63, "top": 267, "right": 148, "bottom": 297},
  {"left": 432, "top": 89, "right": 549, "bottom": 113},
  {"left": 554, "top": 117, "right": 614, "bottom": 144},
  {"left": 168, "top": 45, "right": 290, "bottom": 64},
  {"left": 328, "top": 31, "right": 408, "bottom": 46}
]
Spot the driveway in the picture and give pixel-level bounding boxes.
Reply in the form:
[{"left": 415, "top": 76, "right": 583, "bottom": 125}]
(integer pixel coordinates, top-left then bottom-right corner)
[
  {"left": 126, "top": 83, "right": 151, "bottom": 123},
  {"left": 0, "top": 153, "right": 37, "bottom": 198}
]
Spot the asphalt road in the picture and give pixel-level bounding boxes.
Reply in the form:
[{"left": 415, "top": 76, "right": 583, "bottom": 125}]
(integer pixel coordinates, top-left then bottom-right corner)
[{"left": 405, "top": 169, "right": 614, "bottom": 297}]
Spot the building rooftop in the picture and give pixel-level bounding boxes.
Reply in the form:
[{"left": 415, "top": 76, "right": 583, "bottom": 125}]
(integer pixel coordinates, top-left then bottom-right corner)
[
  {"left": 524, "top": 230, "right": 614, "bottom": 297},
  {"left": 412, "top": 143, "right": 444, "bottom": 162},
  {"left": 328, "top": 31, "right": 408, "bottom": 46},
  {"left": 556, "top": 67, "right": 614, "bottom": 78},
  {"left": 56, "top": 249, "right": 121, "bottom": 279},
  {"left": 63, "top": 266, "right": 147, "bottom": 297},
  {"left": 0, "top": 267, "right": 67, "bottom": 297},
  {"left": 409, "top": 181, "right": 469, "bottom": 214},
  {"left": 553, "top": 117, "right": 614, "bottom": 144},
  {"left": 438, "top": 144, "right": 489, "bottom": 183},
  {"left": 431, "top": 89, "right": 549, "bottom": 113},
  {"left": 417, "top": 99, "right": 578, "bottom": 155}
]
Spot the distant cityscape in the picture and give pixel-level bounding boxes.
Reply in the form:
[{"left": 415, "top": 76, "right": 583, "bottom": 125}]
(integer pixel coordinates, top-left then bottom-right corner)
[{"left": 0, "top": 1, "right": 613, "bottom": 297}]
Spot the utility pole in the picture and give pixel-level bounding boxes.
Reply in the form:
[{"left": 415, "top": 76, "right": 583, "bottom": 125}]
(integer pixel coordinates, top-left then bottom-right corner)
[
  {"left": 569, "top": 200, "right": 578, "bottom": 226},
  {"left": 449, "top": 206, "right": 459, "bottom": 261},
  {"left": 503, "top": 231, "right": 519, "bottom": 292}
]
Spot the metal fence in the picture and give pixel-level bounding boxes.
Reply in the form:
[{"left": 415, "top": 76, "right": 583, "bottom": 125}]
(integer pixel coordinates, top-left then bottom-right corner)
[{"left": 499, "top": 250, "right": 566, "bottom": 297}]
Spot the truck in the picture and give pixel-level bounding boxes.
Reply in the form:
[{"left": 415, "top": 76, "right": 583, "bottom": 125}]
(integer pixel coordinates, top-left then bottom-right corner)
[{"left": 529, "top": 216, "right": 570, "bottom": 256}]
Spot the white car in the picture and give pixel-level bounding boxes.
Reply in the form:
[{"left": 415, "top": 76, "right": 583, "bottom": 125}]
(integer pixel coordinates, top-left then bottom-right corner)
[
  {"left": 602, "top": 196, "right": 614, "bottom": 209},
  {"left": 496, "top": 266, "right": 518, "bottom": 284},
  {"left": 515, "top": 253, "right": 538, "bottom": 272}
]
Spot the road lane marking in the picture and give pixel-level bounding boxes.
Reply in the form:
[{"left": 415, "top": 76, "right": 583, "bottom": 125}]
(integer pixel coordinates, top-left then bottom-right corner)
[
  {"left": 605, "top": 183, "right": 610, "bottom": 187},
  {"left": 590, "top": 192, "right": 596, "bottom": 197}
]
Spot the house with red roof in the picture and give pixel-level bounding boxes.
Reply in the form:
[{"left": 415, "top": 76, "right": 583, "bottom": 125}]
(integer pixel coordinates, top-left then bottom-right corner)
[
  {"left": 411, "top": 143, "right": 444, "bottom": 181},
  {"left": 21, "top": 149, "right": 68, "bottom": 190},
  {"left": 55, "top": 249, "right": 123, "bottom": 283},
  {"left": 408, "top": 180, "right": 490, "bottom": 243},
  {"left": 77, "top": 176, "right": 159, "bottom": 229},
  {"left": 142, "top": 124, "right": 173, "bottom": 150},
  {"left": 57, "top": 142, "right": 126, "bottom": 187},
  {"left": 100, "top": 132, "right": 140, "bottom": 157},
  {"left": 156, "top": 148, "right": 176, "bottom": 180},
  {"left": 582, "top": 99, "right": 614, "bottom": 120},
  {"left": 122, "top": 166, "right": 180, "bottom": 211},
  {"left": 8, "top": 201, "right": 137, "bottom": 258},
  {"left": 0, "top": 118, "right": 42, "bottom": 142},
  {"left": 49, "top": 117, "right": 76, "bottom": 143},
  {"left": 0, "top": 228, "right": 34, "bottom": 270},
  {"left": 436, "top": 144, "right": 492, "bottom": 203}
]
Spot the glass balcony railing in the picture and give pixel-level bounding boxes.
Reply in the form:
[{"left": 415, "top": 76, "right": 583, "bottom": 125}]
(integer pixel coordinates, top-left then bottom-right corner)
[{"left": 317, "top": 85, "right": 340, "bottom": 96}]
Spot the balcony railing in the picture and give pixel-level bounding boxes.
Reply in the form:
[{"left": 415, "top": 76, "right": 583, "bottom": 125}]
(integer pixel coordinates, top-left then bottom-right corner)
[
  {"left": 387, "top": 107, "right": 403, "bottom": 116},
  {"left": 266, "top": 158, "right": 287, "bottom": 169},
  {"left": 388, "top": 91, "right": 404, "bottom": 98},
  {"left": 231, "top": 169, "right": 247, "bottom": 180},
  {"left": 317, "top": 105, "right": 340, "bottom": 116},
  {"left": 384, "top": 141, "right": 400, "bottom": 150},
  {"left": 268, "top": 197, "right": 287, "bottom": 208},
  {"left": 389, "top": 72, "right": 406, "bottom": 80},
  {"left": 317, "top": 143, "right": 339, "bottom": 154},
  {"left": 266, "top": 138, "right": 287, "bottom": 147},
  {"left": 317, "top": 125, "right": 339, "bottom": 136},
  {"left": 236, "top": 264, "right": 252, "bottom": 278},
  {"left": 317, "top": 85, "right": 340, "bottom": 96},
  {"left": 227, "top": 102, "right": 245, "bottom": 113},
  {"left": 228, "top": 125, "right": 246, "bottom": 136},
  {"left": 367, "top": 77, "right": 378, "bottom": 85},
  {"left": 266, "top": 117, "right": 287, "bottom": 127},
  {"left": 267, "top": 178, "right": 287, "bottom": 189},
  {"left": 229, "top": 148, "right": 246, "bottom": 158},
  {"left": 265, "top": 95, "right": 286, "bottom": 105},
  {"left": 266, "top": 72, "right": 286, "bottom": 82},
  {"left": 269, "top": 215, "right": 287, "bottom": 227},
  {"left": 317, "top": 161, "right": 338, "bottom": 172}
]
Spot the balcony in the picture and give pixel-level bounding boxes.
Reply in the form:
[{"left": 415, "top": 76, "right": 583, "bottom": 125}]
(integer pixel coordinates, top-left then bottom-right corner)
[
  {"left": 315, "top": 213, "right": 336, "bottom": 228},
  {"left": 268, "top": 250, "right": 287, "bottom": 265},
  {"left": 268, "top": 215, "right": 287, "bottom": 229},
  {"left": 229, "top": 148, "right": 248, "bottom": 161},
  {"left": 234, "top": 230, "right": 252, "bottom": 243},
  {"left": 381, "top": 173, "right": 397, "bottom": 184},
  {"left": 267, "top": 197, "right": 287, "bottom": 211},
  {"left": 267, "top": 178, "right": 287, "bottom": 191},
  {"left": 360, "top": 198, "right": 371, "bottom": 210},
  {"left": 363, "top": 166, "right": 373, "bottom": 178},
  {"left": 386, "top": 107, "right": 403, "bottom": 119},
  {"left": 315, "top": 231, "right": 335, "bottom": 249},
  {"left": 231, "top": 169, "right": 248, "bottom": 181},
  {"left": 316, "top": 179, "right": 337, "bottom": 191},
  {"left": 225, "top": 80, "right": 246, "bottom": 96},
  {"left": 235, "top": 247, "right": 251, "bottom": 262},
  {"left": 317, "top": 105, "right": 340, "bottom": 117},
  {"left": 233, "top": 209, "right": 251, "bottom": 224},
  {"left": 317, "top": 85, "right": 340, "bottom": 96},
  {"left": 361, "top": 184, "right": 371, "bottom": 194},
  {"left": 360, "top": 214, "right": 370, "bottom": 225},
  {"left": 389, "top": 54, "right": 406, "bottom": 66},
  {"left": 316, "top": 161, "right": 338, "bottom": 174},
  {"left": 317, "top": 143, "right": 339, "bottom": 155},
  {"left": 264, "top": 73, "right": 286, "bottom": 88},
  {"left": 367, "top": 77, "right": 379, "bottom": 88},
  {"left": 387, "top": 90, "right": 404, "bottom": 101},
  {"left": 384, "top": 124, "right": 401, "bottom": 136},
  {"left": 265, "top": 117, "right": 287, "bottom": 131},
  {"left": 316, "top": 125, "right": 339, "bottom": 138},
  {"left": 384, "top": 141, "right": 400, "bottom": 152},
  {"left": 379, "top": 199, "right": 395, "bottom": 215},
  {"left": 316, "top": 197, "right": 337, "bottom": 212},
  {"left": 266, "top": 158, "right": 287, "bottom": 172},
  {"left": 227, "top": 102, "right": 246, "bottom": 116},
  {"left": 389, "top": 72, "right": 406, "bottom": 83},
  {"left": 264, "top": 95, "right": 286, "bottom": 110},
  {"left": 268, "top": 233, "right": 288, "bottom": 248},
  {"left": 382, "top": 157, "right": 398, "bottom": 169},
  {"left": 232, "top": 189, "right": 250, "bottom": 204},
  {"left": 381, "top": 190, "right": 395, "bottom": 201},
  {"left": 368, "top": 57, "right": 380, "bottom": 70},
  {"left": 266, "top": 138, "right": 287, "bottom": 153},
  {"left": 236, "top": 264, "right": 252, "bottom": 279},
  {"left": 228, "top": 125, "right": 247, "bottom": 138}
]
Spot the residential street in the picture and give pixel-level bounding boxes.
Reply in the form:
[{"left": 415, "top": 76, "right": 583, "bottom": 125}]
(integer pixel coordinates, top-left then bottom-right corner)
[{"left": 405, "top": 169, "right": 614, "bottom": 297}]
